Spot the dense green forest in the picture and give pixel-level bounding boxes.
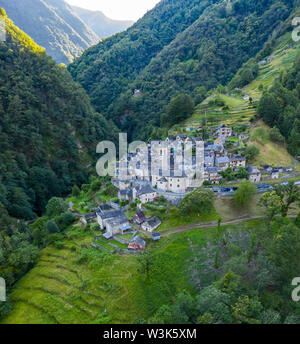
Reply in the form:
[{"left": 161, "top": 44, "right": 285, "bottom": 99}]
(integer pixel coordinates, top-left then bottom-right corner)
[
  {"left": 0, "top": 9, "right": 115, "bottom": 219},
  {"left": 69, "top": 0, "right": 297, "bottom": 140},
  {"left": 0, "top": 0, "right": 100, "bottom": 64},
  {"left": 0, "top": 9, "right": 117, "bottom": 316},
  {"left": 68, "top": 0, "right": 218, "bottom": 130},
  {"left": 146, "top": 216, "right": 300, "bottom": 324},
  {"left": 258, "top": 53, "right": 300, "bottom": 157}
]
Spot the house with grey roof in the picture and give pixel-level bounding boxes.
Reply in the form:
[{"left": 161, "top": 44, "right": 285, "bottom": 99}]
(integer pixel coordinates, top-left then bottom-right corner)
[
  {"left": 128, "top": 236, "right": 146, "bottom": 251},
  {"left": 141, "top": 217, "right": 161, "bottom": 232},
  {"left": 216, "top": 124, "right": 232, "bottom": 138},
  {"left": 97, "top": 204, "right": 114, "bottom": 213},
  {"left": 204, "top": 155, "right": 214, "bottom": 168},
  {"left": 216, "top": 156, "right": 230, "bottom": 171},
  {"left": 204, "top": 167, "right": 221, "bottom": 184},
  {"left": 133, "top": 184, "right": 158, "bottom": 204},
  {"left": 97, "top": 210, "right": 124, "bottom": 229},
  {"left": 118, "top": 189, "right": 133, "bottom": 202},
  {"left": 229, "top": 156, "right": 246, "bottom": 169},
  {"left": 106, "top": 216, "right": 130, "bottom": 236},
  {"left": 248, "top": 166, "right": 262, "bottom": 183}
]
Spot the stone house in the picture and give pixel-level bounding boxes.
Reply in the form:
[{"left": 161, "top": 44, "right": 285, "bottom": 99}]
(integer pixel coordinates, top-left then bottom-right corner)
[
  {"left": 229, "top": 156, "right": 246, "bottom": 169},
  {"left": 216, "top": 156, "right": 230, "bottom": 171},
  {"left": 271, "top": 170, "right": 279, "bottom": 179},
  {"left": 217, "top": 124, "right": 232, "bottom": 138},
  {"left": 128, "top": 236, "right": 146, "bottom": 251},
  {"left": 141, "top": 217, "right": 162, "bottom": 232},
  {"left": 248, "top": 166, "right": 262, "bottom": 183},
  {"left": 97, "top": 210, "right": 124, "bottom": 229},
  {"left": 204, "top": 167, "right": 221, "bottom": 184},
  {"left": 133, "top": 184, "right": 158, "bottom": 204},
  {"left": 106, "top": 216, "right": 130, "bottom": 236},
  {"left": 118, "top": 189, "right": 133, "bottom": 202}
]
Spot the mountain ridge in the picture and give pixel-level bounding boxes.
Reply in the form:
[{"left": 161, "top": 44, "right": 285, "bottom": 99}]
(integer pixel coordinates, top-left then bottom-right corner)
[{"left": 71, "top": 5, "right": 133, "bottom": 39}]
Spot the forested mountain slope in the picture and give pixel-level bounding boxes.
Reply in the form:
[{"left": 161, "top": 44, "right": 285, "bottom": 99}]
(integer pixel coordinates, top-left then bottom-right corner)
[
  {"left": 0, "top": 0, "right": 99, "bottom": 64},
  {"left": 0, "top": 8, "right": 116, "bottom": 220},
  {"left": 68, "top": 0, "right": 217, "bottom": 117},
  {"left": 72, "top": 6, "right": 133, "bottom": 39},
  {"left": 69, "top": 0, "right": 297, "bottom": 140}
]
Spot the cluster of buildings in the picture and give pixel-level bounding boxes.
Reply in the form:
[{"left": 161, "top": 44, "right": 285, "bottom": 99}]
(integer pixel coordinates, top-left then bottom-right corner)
[
  {"left": 248, "top": 165, "right": 294, "bottom": 183},
  {"left": 82, "top": 203, "right": 161, "bottom": 249},
  {"left": 114, "top": 124, "right": 247, "bottom": 202}
]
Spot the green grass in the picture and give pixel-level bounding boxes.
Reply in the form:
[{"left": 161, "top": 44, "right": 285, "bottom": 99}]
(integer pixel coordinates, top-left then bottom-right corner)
[
  {"left": 249, "top": 121, "right": 294, "bottom": 167},
  {"left": 3, "top": 204, "right": 299, "bottom": 324},
  {"left": 143, "top": 204, "right": 218, "bottom": 232},
  {"left": 1, "top": 225, "right": 209, "bottom": 324}
]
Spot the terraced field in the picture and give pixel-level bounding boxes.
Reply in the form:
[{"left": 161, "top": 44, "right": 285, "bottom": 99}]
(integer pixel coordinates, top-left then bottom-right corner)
[
  {"left": 243, "top": 32, "right": 300, "bottom": 98},
  {"left": 170, "top": 31, "right": 300, "bottom": 136},
  {"left": 2, "top": 224, "right": 197, "bottom": 324},
  {"left": 2, "top": 229, "right": 144, "bottom": 324},
  {"left": 170, "top": 94, "right": 255, "bottom": 134}
]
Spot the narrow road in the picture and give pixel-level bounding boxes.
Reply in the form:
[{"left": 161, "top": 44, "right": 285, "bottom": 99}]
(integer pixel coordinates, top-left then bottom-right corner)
[{"left": 158, "top": 214, "right": 297, "bottom": 238}]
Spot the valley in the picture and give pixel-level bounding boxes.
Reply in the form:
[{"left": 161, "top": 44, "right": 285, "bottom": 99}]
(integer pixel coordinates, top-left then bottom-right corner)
[{"left": 0, "top": 0, "right": 300, "bottom": 326}]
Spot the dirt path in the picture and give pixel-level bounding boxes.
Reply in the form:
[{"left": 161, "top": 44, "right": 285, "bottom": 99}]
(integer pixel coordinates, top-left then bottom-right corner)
[{"left": 159, "top": 215, "right": 297, "bottom": 237}]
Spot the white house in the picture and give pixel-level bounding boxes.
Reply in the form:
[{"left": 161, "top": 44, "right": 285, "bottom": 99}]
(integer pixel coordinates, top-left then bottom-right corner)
[
  {"left": 141, "top": 217, "right": 161, "bottom": 232},
  {"left": 133, "top": 184, "right": 158, "bottom": 204},
  {"left": 217, "top": 124, "right": 232, "bottom": 138},
  {"left": 229, "top": 156, "right": 246, "bottom": 169},
  {"left": 106, "top": 216, "right": 130, "bottom": 236},
  {"left": 248, "top": 167, "right": 262, "bottom": 183},
  {"left": 97, "top": 210, "right": 124, "bottom": 229}
]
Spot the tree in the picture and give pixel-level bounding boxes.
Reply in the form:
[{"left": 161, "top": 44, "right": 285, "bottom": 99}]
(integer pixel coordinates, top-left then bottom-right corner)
[
  {"left": 234, "top": 180, "right": 256, "bottom": 208},
  {"left": 245, "top": 145, "right": 260, "bottom": 162},
  {"left": 266, "top": 222, "right": 300, "bottom": 284},
  {"left": 72, "top": 185, "right": 80, "bottom": 197},
  {"left": 196, "top": 286, "right": 232, "bottom": 324},
  {"left": 138, "top": 252, "right": 154, "bottom": 277},
  {"left": 275, "top": 182, "right": 300, "bottom": 217},
  {"left": 179, "top": 188, "right": 215, "bottom": 216},
  {"left": 258, "top": 192, "right": 282, "bottom": 229},
  {"left": 257, "top": 93, "right": 280, "bottom": 126},
  {"left": 195, "top": 86, "right": 207, "bottom": 104},
  {"left": 46, "top": 197, "right": 67, "bottom": 218},
  {"left": 232, "top": 295, "right": 262, "bottom": 324},
  {"left": 166, "top": 94, "right": 194, "bottom": 127},
  {"left": 46, "top": 220, "right": 60, "bottom": 234},
  {"left": 269, "top": 127, "right": 285, "bottom": 144}
]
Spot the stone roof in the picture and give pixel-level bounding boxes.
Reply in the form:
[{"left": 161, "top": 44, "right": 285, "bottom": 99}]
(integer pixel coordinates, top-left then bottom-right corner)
[
  {"left": 97, "top": 210, "right": 123, "bottom": 220},
  {"left": 97, "top": 204, "right": 113, "bottom": 213},
  {"left": 130, "top": 236, "right": 146, "bottom": 246},
  {"left": 230, "top": 156, "right": 246, "bottom": 162},
  {"left": 106, "top": 216, "right": 129, "bottom": 227},
  {"left": 205, "top": 167, "right": 218, "bottom": 173},
  {"left": 157, "top": 177, "right": 168, "bottom": 183},
  {"left": 144, "top": 217, "right": 161, "bottom": 229},
  {"left": 248, "top": 166, "right": 261, "bottom": 174},
  {"left": 137, "top": 184, "right": 155, "bottom": 195},
  {"left": 216, "top": 156, "right": 230, "bottom": 164}
]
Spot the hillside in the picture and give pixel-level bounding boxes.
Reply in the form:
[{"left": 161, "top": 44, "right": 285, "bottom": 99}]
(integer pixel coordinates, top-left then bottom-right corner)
[
  {"left": 169, "top": 8, "right": 300, "bottom": 166},
  {"left": 69, "top": 0, "right": 297, "bottom": 140},
  {"left": 0, "top": 0, "right": 99, "bottom": 64},
  {"left": 68, "top": 0, "right": 218, "bottom": 122},
  {"left": 0, "top": 9, "right": 116, "bottom": 220},
  {"left": 72, "top": 6, "right": 133, "bottom": 39}
]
